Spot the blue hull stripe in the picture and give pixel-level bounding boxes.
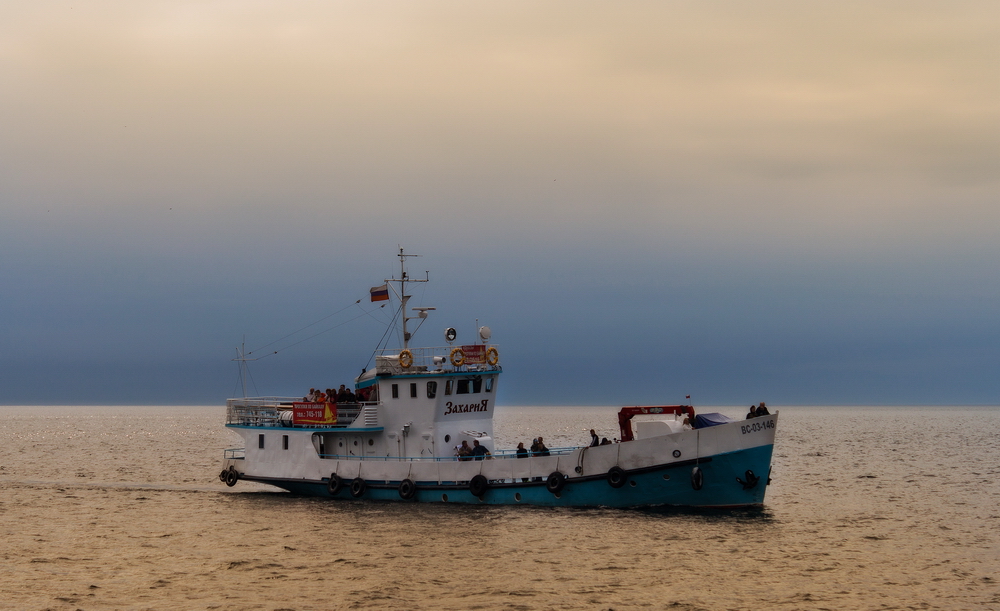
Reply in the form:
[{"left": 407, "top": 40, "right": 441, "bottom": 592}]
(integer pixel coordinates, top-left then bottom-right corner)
[{"left": 239, "top": 444, "right": 774, "bottom": 508}]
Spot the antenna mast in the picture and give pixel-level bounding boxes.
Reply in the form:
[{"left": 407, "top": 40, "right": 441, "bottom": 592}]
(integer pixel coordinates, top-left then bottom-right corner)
[{"left": 387, "top": 247, "right": 430, "bottom": 349}]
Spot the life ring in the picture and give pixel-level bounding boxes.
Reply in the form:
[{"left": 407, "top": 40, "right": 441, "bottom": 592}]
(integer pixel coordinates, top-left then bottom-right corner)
[
  {"left": 225, "top": 469, "right": 239, "bottom": 487},
  {"left": 398, "top": 478, "right": 416, "bottom": 500},
  {"left": 691, "top": 466, "right": 703, "bottom": 491},
  {"left": 350, "top": 477, "right": 367, "bottom": 498},
  {"left": 327, "top": 473, "right": 343, "bottom": 496},
  {"left": 450, "top": 347, "right": 465, "bottom": 367},
  {"left": 399, "top": 349, "right": 414, "bottom": 369},
  {"left": 546, "top": 471, "right": 566, "bottom": 494},
  {"left": 469, "top": 474, "right": 489, "bottom": 497},
  {"left": 607, "top": 466, "right": 627, "bottom": 489},
  {"left": 486, "top": 347, "right": 499, "bottom": 366}
]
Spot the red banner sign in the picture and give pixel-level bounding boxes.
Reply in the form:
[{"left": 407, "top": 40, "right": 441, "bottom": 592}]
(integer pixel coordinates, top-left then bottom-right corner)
[
  {"left": 292, "top": 402, "right": 337, "bottom": 425},
  {"left": 462, "top": 344, "right": 486, "bottom": 365}
]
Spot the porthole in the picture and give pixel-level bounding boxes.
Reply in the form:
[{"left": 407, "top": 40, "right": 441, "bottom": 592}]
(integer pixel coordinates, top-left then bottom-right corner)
[
  {"left": 441, "top": 494, "right": 449, "bottom": 502},
  {"left": 662, "top": 474, "right": 670, "bottom": 480},
  {"left": 629, "top": 480, "right": 637, "bottom": 487},
  {"left": 554, "top": 492, "right": 561, "bottom": 499},
  {"left": 339, "top": 442, "right": 343, "bottom": 447},
  {"left": 444, "top": 434, "right": 451, "bottom": 443},
  {"left": 368, "top": 439, "right": 374, "bottom": 446},
  {"left": 514, "top": 493, "right": 522, "bottom": 502},
  {"left": 353, "top": 440, "right": 358, "bottom": 446}
]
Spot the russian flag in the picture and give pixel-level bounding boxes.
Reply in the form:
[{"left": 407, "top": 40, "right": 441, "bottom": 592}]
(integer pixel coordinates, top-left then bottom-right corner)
[{"left": 370, "top": 284, "right": 390, "bottom": 302}]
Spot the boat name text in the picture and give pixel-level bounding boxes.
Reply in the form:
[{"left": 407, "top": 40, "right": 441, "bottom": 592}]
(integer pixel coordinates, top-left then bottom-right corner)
[{"left": 444, "top": 400, "right": 489, "bottom": 415}]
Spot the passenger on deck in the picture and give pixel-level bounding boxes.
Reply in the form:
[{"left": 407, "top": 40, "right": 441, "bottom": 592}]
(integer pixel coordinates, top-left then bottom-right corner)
[
  {"left": 746, "top": 405, "right": 757, "bottom": 419},
  {"left": 471, "top": 439, "right": 490, "bottom": 460},
  {"left": 600, "top": 437, "right": 612, "bottom": 445},
  {"left": 590, "top": 429, "right": 600, "bottom": 447},
  {"left": 682, "top": 416, "right": 694, "bottom": 430},
  {"left": 456, "top": 440, "right": 472, "bottom": 460},
  {"left": 756, "top": 402, "right": 770, "bottom": 416},
  {"left": 315, "top": 390, "right": 327, "bottom": 403},
  {"left": 516, "top": 442, "right": 529, "bottom": 480},
  {"left": 304, "top": 388, "right": 317, "bottom": 402},
  {"left": 536, "top": 436, "right": 550, "bottom": 457},
  {"left": 337, "top": 385, "right": 350, "bottom": 402}
]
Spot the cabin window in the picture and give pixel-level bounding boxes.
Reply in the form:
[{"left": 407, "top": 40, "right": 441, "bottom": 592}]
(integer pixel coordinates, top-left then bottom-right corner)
[
  {"left": 472, "top": 377, "right": 483, "bottom": 393},
  {"left": 444, "top": 434, "right": 451, "bottom": 443},
  {"left": 445, "top": 380, "right": 454, "bottom": 395},
  {"left": 485, "top": 377, "right": 494, "bottom": 392},
  {"left": 282, "top": 435, "right": 289, "bottom": 450},
  {"left": 457, "top": 379, "right": 470, "bottom": 394},
  {"left": 391, "top": 384, "right": 399, "bottom": 399},
  {"left": 427, "top": 381, "right": 437, "bottom": 399},
  {"left": 258, "top": 434, "right": 265, "bottom": 449},
  {"left": 410, "top": 383, "right": 417, "bottom": 398}
]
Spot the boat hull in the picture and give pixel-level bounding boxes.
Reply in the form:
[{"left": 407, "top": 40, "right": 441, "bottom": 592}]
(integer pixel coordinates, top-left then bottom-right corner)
[{"left": 223, "top": 414, "right": 777, "bottom": 508}]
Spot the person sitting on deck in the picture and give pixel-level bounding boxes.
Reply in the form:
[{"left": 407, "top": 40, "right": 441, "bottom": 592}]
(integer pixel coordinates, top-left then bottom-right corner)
[
  {"left": 756, "top": 402, "right": 770, "bottom": 416},
  {"left": 600, "top": 437, "right": 612, "bottom": 445},
  {"left": 456, "top": 440, "right": 472, "bottom": 460},
  {"left": 471, "top": 439, "right": 490, "bottom": 460},
  {"left": 746, "top": 405, "right": 758, "bottom": 419},
  {"left": 516, "top": 442, "right": 529, "bottom": 458},
  {"left": 535, "top": 437, "right": 550, "bottom": 457}
]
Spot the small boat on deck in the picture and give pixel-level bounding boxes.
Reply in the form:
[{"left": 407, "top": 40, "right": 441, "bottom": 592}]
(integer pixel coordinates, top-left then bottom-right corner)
[{"left": 219, "top": 250, "right": 777, "bottom": 508}]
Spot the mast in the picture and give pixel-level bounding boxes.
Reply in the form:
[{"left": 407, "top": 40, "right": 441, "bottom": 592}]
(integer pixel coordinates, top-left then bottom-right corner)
[{"left": 387, "top": 247, "right": 430, "bottom": 349}]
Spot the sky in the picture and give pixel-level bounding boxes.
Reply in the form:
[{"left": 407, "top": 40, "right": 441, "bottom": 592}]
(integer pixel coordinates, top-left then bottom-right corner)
[{"left": 2, "top": 1, "right": 999, "bottom": 406}]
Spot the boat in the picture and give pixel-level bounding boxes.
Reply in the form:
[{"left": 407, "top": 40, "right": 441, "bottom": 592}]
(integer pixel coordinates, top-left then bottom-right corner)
[{"left": 219, "top": 249, "right": 778, "bottom": 508}]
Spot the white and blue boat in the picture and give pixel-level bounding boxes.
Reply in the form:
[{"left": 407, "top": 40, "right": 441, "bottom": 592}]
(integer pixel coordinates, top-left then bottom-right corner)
[{"left": 219, "top": 249, "right": 778, "bottom": 508}]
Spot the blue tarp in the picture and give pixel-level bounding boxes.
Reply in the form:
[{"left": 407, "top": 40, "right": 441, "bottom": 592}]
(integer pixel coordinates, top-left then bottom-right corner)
[{"left": 693, "top": 413, "right": 734, "bottom": 429}]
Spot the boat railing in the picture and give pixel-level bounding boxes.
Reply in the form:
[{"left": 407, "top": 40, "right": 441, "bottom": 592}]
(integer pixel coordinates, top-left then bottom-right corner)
[
  {"left": 316, "top": 446, "right": 582, "bottom": 461},
  {"left": 224, "top": 448, "right": 245, "bottom": 459},
  {"left": 374, "top": 345, "right": 501, "bottom": 375},
  {"left": 225, "top": 397, "right": 376, "bottom": 428}
]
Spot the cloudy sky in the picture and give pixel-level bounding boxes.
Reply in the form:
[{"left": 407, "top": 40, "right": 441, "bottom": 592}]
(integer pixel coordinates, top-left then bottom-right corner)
[{"left": 2, "top": 1, "right": 998, "bottom": 406}]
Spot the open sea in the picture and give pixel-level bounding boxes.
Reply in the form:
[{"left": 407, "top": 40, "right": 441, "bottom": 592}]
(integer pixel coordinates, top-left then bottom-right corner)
[{"left": 0, "top": 404, "right": 997, "bottom": 611}]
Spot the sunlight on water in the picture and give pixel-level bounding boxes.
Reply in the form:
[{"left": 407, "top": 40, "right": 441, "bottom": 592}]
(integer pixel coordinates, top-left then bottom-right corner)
[{"left": 1, "top": 405, "right": 998, "bottom": 610}]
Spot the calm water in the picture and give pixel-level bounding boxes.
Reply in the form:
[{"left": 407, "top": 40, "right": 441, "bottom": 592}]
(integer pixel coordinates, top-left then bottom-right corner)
[{"left": 1, "top": 405, "right": 998, "bottom": 610}]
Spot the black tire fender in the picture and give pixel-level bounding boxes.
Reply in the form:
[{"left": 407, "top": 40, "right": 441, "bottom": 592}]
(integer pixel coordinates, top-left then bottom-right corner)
[
  {"left": 350, "top": 477, "right": 367, "bottom": 498},
  {"left": 399, "top": 478, "right": 416, "bottom": 500},
  {"left": 469, "top": 474, "right": 489, "bottom": 497},
  {"left": 546, "top": 471, "right": 566, "bottom": 494},
  {"left": 327, "top": 473, "right": 343, "bottom": 496},
  {"left": 691, "top": 466, "right": 703, "bottom": 491},
  {"left": 225, "top": 469, "right": 239, "bottom": 487},
  {"left": 607, "top": 466, "right": 627, "bottom": 489}
]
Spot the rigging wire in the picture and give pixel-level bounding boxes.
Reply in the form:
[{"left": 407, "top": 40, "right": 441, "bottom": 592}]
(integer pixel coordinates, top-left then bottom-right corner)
[
  {"left": 364, "top": 300, "right": 403, "bottom": 371},
  {"left": 253, "top": 306, "right": 385, "bottom": 360},
  {"left": 248, "top": 298, "right": 363, "bottom": 356}
]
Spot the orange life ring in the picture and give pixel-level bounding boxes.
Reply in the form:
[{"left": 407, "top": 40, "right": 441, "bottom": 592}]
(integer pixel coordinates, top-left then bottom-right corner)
[
  {"left": 450, "top": 347, "right": 465, "bottom": 367},
  {"left": 485, "top": 347, "right": 499, "bottom": 366},
  {"left": 399, "top": 349, "right": 414, "bottom": 368}
]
